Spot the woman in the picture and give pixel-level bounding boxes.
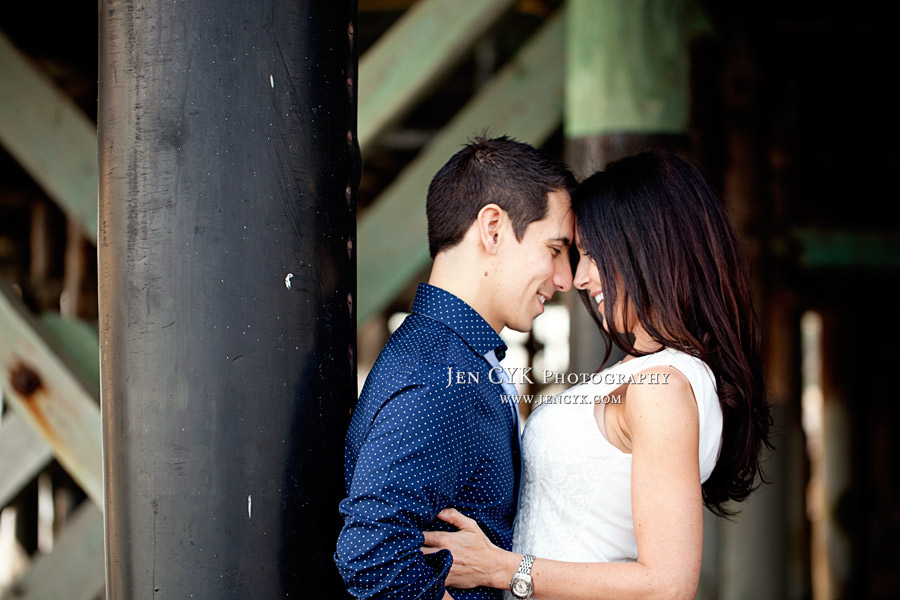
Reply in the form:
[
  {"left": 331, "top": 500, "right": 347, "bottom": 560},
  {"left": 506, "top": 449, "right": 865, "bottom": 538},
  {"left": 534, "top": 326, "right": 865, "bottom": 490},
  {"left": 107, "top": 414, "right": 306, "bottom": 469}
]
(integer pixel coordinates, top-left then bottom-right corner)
[{"left": 422, "top": 152, "right": 772, "bottom": 599}]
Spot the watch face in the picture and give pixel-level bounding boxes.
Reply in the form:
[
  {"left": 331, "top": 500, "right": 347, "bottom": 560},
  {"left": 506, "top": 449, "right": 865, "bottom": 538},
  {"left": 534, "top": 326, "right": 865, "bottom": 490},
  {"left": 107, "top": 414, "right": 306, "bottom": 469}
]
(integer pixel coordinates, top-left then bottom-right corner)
[{"left": 512, "top": 577, "right": 530, "bottom": 596}]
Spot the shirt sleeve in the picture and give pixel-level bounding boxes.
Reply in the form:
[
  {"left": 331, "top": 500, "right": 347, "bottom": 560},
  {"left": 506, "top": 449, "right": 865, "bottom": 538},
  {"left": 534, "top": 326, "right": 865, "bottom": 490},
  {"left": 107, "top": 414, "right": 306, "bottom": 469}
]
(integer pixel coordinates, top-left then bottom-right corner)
[{"left": 334, "top": 381, "right": 474, "bottom": 599}]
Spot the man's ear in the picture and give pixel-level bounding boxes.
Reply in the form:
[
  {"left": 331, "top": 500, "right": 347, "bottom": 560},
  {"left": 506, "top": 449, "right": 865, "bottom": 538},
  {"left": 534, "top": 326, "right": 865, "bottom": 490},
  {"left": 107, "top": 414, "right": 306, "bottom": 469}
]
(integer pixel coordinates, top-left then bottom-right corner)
[{"left": 476, "top": 204, "right": 506, "bottom": 255}]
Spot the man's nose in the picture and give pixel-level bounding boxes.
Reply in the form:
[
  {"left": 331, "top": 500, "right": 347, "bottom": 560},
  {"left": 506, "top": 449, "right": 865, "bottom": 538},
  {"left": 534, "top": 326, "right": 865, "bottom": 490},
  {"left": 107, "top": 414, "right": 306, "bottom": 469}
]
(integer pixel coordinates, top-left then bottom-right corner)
[{"left": 554, "top": 260, "right": 574, "bottom": 292}]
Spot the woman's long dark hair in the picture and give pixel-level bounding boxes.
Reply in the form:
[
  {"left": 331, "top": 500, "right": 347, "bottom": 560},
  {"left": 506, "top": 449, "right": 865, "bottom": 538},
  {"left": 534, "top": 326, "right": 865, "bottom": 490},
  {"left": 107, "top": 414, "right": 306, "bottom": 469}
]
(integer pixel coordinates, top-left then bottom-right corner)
[{"left": 572, "top": 152, "right": 772, "bottom": 516}]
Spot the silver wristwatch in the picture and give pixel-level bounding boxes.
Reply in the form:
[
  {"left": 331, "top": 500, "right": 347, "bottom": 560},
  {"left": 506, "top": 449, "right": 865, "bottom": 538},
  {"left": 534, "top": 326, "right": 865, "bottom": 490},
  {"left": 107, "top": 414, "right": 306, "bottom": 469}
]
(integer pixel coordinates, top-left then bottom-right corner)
[{"left": 509, "top": 553, "right": 535, "bottom": 599}]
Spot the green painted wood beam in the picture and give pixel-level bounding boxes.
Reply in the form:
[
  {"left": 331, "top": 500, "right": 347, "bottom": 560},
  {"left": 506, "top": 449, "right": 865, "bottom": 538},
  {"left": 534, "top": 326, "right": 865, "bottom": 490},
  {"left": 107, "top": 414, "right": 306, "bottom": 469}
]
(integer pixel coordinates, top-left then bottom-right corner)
[
  {"left": 565, "top": 0, "right": 690, "bottom": 137},
  {"left": 0, "top": 283, "right": 102, "bottom": 506},
  {"left": 0, "top": 411, "right": 53, "bottom": 509},
  {"left": 358, "top": 0, "right": 517, "bottom": 151},
  {"left": 0, "top": 502, "right": 105, "bottom": 600},
  {"left": 792, "top": 230, "right": 900, "bottom": 268},
  {"left": 0, "top": 31, "right": 99, "bottom": 243},
  {"left": 358, "top": 12, "right": 565, "bottom": 323},
  {"left": 39, "top": 313, "right": 101, "bottom": 391}
]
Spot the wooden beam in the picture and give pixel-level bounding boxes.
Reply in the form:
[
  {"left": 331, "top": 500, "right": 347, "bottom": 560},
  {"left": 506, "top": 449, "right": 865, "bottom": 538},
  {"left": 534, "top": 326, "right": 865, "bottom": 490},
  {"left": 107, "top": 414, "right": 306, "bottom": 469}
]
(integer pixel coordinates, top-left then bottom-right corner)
[
  {"left": 38, "top": 314, "right": 101, "bottom": 392},
  {"left": 0, "top": 501, "right": 104, "bottom": 600},
  {"left": 61, "top": 219, "right": 89, "bottom": 318},
  {"left": 565, "top": 0, "right": 690, "bottom": 137},
  {"left": 0, "top": 31, "right": 98, "bottom": 243},
  {"left": 0, "top": 311, "right": 100, "bottom": 513},
  {"left": 0, "top": 412, "right": 53, "bottom": 509},
  {"left": 0, "top": 284, "right": 102, "bottom": 507},
  {"left": 358, "top": 11, "right": 565, "bottom": 323},
  {"left": 360, "top": 0, "right": 418, "bottom": 10},
  {"left": 793, "top": 230, "right": 900, "bottom": 268},
  {"left": 358, "top": 0, "right": 517, "bottom": 150}
]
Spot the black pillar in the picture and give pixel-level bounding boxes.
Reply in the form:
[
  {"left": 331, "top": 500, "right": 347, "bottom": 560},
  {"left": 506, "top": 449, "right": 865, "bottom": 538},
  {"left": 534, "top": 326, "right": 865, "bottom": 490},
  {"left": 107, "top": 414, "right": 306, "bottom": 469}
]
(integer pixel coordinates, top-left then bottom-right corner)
[{"left": 98, "top": 0, "right": 359, "bottom": 597}]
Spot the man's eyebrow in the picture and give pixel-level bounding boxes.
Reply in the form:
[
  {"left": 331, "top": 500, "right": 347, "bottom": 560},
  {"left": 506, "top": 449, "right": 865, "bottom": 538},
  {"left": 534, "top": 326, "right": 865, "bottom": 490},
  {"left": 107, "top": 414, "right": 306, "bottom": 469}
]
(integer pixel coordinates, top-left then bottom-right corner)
[{"left": 550, "top": 236, "right": 571, "bottom": 246}]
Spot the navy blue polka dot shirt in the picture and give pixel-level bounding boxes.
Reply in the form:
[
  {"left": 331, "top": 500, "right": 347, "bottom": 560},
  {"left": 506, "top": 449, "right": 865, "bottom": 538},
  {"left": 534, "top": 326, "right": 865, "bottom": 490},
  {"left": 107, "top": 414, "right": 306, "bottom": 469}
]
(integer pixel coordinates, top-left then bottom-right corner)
[{"left": 335, "top": 283, "right": 520, "bottom": 599}]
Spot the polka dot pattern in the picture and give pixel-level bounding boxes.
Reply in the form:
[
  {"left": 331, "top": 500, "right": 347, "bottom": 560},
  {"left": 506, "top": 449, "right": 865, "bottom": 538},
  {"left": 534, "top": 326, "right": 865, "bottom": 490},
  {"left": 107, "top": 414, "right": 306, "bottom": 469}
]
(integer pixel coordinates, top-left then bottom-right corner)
[{"left": 335, "top": 283, "right": 519, "bottom": 599}]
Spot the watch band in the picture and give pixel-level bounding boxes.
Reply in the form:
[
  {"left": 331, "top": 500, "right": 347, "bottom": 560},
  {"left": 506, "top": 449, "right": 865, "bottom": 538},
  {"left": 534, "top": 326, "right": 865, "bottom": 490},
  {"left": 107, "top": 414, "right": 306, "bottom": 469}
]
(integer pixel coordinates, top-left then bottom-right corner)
[
  {"left": 518, "top": 554, "right": 535, "bottom": 576},
  {"left": 509, "top": 554, "right": 535, "bottom": 599}
]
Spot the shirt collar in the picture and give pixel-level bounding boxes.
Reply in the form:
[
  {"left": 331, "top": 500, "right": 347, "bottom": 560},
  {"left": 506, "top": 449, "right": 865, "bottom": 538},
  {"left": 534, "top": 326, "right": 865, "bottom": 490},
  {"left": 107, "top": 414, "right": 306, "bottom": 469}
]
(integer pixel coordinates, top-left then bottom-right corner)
[{"left": 410, "top": 283, "right": 507, "bottom": 358}]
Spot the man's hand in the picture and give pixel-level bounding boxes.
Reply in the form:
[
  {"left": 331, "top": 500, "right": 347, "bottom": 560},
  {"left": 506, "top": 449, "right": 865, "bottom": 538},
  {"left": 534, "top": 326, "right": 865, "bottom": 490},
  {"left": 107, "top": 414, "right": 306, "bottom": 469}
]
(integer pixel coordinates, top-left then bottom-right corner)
[{"left": 423, "top": 508, "right": 508, "bottom": 589}]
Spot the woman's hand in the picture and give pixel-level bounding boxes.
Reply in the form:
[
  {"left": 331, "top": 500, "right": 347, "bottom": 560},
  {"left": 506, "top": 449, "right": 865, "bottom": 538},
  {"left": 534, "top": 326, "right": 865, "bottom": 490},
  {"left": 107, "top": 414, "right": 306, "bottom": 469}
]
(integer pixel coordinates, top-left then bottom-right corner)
[{"left": 422, "top": 508, "right": 511, "bottom": 589}]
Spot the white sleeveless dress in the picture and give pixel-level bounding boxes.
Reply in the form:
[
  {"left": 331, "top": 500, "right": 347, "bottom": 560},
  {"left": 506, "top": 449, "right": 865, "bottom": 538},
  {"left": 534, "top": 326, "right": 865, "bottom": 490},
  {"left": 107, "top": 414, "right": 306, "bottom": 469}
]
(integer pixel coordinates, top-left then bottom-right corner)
[{"left": 510, "top": 348, "right": 723, "bottom": 568}]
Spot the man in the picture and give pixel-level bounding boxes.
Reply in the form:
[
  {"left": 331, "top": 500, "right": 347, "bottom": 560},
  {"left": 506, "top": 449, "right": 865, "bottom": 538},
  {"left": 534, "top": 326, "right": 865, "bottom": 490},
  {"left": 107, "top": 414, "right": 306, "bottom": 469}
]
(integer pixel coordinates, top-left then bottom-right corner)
[{"left": 335, "top": 136, "right": 576, "bottom": 599}]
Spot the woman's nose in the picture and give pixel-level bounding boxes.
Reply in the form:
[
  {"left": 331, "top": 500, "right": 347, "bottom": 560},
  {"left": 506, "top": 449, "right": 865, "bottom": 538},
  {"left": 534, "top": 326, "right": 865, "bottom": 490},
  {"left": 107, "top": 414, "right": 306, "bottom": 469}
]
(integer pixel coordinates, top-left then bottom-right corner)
[{"left": 573, "top": 257, "right": 590, "bottom": 290}]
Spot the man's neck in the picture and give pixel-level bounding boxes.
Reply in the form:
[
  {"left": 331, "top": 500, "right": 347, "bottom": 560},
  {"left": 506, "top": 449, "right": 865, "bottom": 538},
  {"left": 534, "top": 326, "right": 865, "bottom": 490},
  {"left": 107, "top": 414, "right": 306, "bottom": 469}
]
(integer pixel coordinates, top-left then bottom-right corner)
[{"left": 428, "top": 256, "right": 502, "bottom": 333}]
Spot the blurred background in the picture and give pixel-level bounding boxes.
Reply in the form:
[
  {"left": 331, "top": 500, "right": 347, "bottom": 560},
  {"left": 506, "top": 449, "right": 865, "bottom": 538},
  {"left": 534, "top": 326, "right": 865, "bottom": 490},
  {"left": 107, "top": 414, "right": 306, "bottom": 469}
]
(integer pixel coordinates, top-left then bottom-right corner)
[{"left": 2, "top": 0, "right": 899, "bottom": 598}]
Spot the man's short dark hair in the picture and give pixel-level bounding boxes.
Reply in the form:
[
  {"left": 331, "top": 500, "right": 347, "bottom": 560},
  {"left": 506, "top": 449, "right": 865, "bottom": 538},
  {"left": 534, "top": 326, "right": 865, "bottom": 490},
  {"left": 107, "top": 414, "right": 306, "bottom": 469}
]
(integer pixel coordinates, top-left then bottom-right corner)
[{"left": 425, "top": 135, "right": 576, "bottom": 258}]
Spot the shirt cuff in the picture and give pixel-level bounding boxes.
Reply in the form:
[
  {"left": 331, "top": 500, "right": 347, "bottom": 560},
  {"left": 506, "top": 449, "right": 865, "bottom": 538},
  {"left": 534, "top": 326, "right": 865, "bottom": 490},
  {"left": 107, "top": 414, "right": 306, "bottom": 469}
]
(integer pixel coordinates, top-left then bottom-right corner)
[{"left": 421, "top": 548, "right": 453, "bottom": 599}]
